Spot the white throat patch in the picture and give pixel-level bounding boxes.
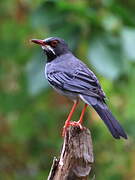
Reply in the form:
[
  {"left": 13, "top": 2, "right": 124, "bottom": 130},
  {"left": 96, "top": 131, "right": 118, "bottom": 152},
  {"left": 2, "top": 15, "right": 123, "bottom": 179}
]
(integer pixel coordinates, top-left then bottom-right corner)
[{"left": 42, "top": 45, "right": 55, "bottom": 55}]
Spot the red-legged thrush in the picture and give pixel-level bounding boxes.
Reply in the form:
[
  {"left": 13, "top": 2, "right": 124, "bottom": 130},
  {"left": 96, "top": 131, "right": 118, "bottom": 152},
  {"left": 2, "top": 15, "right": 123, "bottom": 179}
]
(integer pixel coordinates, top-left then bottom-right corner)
[{"left": 31, "top": 37, "right": 127, "bottom": 139}]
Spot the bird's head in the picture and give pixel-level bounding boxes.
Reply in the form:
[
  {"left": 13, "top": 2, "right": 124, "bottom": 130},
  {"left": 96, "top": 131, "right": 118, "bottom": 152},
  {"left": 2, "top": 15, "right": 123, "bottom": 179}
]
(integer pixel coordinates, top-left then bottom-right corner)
[{"left": 31, "top": 37, "right": 70, "bottom": 61}]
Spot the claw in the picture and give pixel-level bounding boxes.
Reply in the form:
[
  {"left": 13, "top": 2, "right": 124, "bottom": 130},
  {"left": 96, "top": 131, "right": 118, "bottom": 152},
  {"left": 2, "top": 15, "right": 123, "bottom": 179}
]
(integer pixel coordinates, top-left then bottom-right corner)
[
  {"left": 69, "top": 121, "right": 83, "bottom": 129},
  {"left": 62, "top": 121, "right": 83, "bottom": 137}
]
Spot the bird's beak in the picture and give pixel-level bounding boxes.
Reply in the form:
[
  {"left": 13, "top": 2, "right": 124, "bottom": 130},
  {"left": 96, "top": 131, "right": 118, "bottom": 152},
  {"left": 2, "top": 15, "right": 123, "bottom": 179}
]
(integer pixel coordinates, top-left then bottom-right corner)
[
  {"left": 31, "top": 39, "right": 46, "bottom": 46},
  {"left": 31, "top": 38, "right": 55, "bottom": 54}
]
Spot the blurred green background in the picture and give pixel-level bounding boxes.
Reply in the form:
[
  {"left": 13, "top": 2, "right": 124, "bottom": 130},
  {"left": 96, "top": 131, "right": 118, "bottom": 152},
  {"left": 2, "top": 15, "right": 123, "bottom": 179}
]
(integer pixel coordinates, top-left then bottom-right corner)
[{"left": 0, "top": 0, "right": 135, "bottom": 179}]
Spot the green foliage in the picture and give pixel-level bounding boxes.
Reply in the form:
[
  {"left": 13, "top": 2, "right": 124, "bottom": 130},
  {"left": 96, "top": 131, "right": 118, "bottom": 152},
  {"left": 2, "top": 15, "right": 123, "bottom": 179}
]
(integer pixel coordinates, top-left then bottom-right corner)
[
  {"left": 0, "top": 0, "right": 135, "bottom": 179},
  {"left": 88, "top": 34, "right": 123, "bottom": 79}
]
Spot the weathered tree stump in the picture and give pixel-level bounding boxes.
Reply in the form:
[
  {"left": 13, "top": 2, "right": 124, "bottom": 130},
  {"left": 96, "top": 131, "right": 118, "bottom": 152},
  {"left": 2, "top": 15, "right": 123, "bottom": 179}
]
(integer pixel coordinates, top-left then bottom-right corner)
[{"left": 47, "top": 126, "right": 94, "bottom": 180}]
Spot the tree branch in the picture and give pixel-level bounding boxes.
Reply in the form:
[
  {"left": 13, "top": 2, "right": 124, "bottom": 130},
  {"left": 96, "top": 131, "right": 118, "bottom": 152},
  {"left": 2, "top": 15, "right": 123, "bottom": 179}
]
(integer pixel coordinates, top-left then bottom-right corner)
[{"left": 47, "top": 126, "right": 94, "bottom": 180}]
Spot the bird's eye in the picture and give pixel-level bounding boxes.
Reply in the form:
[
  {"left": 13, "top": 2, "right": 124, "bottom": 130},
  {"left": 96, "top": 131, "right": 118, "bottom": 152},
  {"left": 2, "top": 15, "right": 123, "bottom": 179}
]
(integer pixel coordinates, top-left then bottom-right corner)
[{"left": 50, "top": 40, "right": 58, "bottom": 47}]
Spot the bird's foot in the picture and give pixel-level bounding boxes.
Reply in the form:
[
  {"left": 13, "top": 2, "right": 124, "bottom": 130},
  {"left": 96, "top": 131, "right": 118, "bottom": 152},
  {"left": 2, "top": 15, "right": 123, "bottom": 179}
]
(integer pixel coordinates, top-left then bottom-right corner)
[
  {"left": 68, "top": 121, "right": 83, "bottom": 129},
  {"left": 62, "top": 121, "right": 83, "bottom": 137}
]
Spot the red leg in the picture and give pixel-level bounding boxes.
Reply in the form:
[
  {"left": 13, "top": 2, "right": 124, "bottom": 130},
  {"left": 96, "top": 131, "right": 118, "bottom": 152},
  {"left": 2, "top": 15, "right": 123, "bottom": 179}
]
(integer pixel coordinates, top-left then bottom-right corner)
[
  {"left": 69, "top": 104, "right": 88, "bottom": 128},
  {"left": 62, "top": 101, "right": 78, "bottom": 136},
  {"left": 78, "top": 104, "right": 88, "bottom": 124}
]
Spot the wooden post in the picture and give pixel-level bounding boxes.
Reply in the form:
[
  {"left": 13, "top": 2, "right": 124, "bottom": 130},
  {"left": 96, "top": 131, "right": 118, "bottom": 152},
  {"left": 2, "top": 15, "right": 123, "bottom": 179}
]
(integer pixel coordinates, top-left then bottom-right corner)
[{"left": 47, "top": 126, "right": 94, "bottom": 180}]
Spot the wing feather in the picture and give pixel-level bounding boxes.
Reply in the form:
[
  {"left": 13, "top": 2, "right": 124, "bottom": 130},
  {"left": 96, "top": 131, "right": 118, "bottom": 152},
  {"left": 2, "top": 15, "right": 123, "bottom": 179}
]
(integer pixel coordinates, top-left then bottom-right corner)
[{"left": 47, "top": 69, "right": 106, "bottom": 99}]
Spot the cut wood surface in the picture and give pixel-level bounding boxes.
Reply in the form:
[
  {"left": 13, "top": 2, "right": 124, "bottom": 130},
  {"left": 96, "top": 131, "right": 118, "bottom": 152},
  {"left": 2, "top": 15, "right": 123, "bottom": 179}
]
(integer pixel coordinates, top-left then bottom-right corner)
[{"left": 47, "top": 126, "right": 94, "bottom": 180}]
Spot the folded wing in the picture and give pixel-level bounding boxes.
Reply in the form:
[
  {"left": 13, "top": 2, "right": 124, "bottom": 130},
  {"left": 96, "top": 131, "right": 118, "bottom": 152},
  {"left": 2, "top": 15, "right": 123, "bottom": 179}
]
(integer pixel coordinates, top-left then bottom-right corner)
[{"left": 47, "top": 69, "right": 106, "bottom": 99}]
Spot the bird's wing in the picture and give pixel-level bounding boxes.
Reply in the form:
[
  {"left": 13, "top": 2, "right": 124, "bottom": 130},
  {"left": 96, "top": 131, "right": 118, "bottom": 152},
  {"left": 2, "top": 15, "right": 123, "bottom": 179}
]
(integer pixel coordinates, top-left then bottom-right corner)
[{"left": 47, "top": 68, "right": 106, "bottom": 99}]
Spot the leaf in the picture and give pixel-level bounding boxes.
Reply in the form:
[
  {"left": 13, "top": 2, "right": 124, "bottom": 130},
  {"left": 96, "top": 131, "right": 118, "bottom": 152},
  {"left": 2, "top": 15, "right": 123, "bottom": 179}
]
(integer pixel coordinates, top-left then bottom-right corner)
[
  {"left": 26, "top": 52, "right": 49, "bottom": 96},
  {"left": 121, "top": 27, "right": 135, "bottom": 61},
  {"left": 88, "top": 35, "right": 123, "bottom": 80}
]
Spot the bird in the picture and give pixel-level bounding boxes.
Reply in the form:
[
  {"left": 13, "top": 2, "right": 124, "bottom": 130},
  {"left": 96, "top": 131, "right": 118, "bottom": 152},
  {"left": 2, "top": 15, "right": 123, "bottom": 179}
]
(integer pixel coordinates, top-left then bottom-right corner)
[{"left": 31, "top": 37, "right": 127, "bottom": 139}]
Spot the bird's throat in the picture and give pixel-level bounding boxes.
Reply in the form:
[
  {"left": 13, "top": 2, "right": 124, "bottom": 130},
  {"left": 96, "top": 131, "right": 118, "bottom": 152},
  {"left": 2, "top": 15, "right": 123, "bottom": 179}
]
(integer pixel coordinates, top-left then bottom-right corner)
[{"left": 45, "top": 50, "right": 57, "bottom": 62}]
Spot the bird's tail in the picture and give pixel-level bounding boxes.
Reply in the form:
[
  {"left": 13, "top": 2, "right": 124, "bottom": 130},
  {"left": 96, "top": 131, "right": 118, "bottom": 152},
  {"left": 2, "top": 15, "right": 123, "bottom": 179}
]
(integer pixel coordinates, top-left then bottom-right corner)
[{"left": 81, "top": 95, "right": 127, "bottom": 139}]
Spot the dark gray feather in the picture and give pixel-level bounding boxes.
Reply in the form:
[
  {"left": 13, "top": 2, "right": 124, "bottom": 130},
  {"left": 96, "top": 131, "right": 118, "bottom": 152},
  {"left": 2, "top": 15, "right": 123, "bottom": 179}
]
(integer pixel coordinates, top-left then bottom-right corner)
[{"left": 81, "top": 95, "right": 127, "bottom": 139}]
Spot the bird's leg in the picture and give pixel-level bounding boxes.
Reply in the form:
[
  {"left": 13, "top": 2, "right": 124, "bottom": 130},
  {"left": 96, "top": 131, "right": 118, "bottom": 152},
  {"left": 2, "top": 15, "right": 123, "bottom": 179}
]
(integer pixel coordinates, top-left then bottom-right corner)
[
  {"left": 62, "top": 101, "right": 78, "bottom": 136},
  {"left": 78, "top": 104, "right": 88, "bottom": 124},
  {"left": 62, "top": 103, "right": 88, "bottom": 136},
  {"left": 69, "top": 104, "right": 88, "bottom": 129}
]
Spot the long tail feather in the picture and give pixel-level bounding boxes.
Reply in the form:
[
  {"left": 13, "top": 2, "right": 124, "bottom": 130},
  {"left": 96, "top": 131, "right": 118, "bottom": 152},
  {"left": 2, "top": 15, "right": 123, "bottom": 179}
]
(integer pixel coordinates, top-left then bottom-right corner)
[{"left": 80, "top": 95, "right": 127, "bottom": 139}]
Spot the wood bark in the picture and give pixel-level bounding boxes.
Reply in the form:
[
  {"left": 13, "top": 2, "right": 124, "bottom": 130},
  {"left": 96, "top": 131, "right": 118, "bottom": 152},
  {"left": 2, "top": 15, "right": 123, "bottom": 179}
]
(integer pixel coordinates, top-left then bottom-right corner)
[{"left": 47, "top": 126, "right": 94, "bottom": 180}]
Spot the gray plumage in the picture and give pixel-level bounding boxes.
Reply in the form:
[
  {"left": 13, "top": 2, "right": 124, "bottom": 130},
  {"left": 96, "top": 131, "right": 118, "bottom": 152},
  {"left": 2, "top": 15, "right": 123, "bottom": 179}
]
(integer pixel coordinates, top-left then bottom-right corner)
[{"left": 32, "top": 37, "right": 127, "bottom": 139}]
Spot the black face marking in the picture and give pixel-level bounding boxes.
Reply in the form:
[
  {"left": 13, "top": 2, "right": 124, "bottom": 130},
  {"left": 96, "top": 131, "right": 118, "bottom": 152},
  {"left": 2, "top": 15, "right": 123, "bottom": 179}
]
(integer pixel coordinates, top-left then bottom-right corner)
[
  {"left": 31, "top": 37, "right": 70, "bottom": 62},
  {"left": 42, "top": 37, "right": 70, "bottom": 62}
]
